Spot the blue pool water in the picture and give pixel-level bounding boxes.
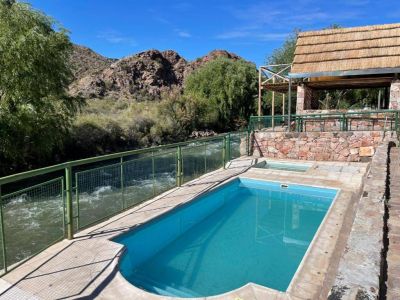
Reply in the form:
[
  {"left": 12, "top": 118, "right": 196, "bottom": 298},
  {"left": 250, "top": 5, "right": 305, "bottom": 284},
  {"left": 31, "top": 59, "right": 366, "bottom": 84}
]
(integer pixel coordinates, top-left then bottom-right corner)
[{"left": 114, "top": 178, "right": 337, "bottom": 298}]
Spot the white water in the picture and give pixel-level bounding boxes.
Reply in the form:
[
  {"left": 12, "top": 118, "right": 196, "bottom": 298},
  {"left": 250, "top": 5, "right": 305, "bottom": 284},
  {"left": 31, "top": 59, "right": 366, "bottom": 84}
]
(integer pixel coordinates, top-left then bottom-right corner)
[{"left": 1, "top": 140, "right": 244, "bottom": 270}]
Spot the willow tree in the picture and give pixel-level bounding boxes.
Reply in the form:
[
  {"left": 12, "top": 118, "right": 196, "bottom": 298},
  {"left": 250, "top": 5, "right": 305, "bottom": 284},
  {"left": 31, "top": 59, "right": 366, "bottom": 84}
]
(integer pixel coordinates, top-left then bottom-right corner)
[
  {"left": 184, "top": 58, "right": 258, "bottom": 131},
  {"left": 0, "top": 0, "right": 82, "bottom": 172}
]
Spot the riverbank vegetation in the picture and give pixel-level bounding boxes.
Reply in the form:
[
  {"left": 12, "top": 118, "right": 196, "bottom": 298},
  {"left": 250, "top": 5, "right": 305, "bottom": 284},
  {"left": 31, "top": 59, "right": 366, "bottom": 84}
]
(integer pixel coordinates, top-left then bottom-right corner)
[{"left": 0, "top": 1, "right": 257, "bottom": 176}]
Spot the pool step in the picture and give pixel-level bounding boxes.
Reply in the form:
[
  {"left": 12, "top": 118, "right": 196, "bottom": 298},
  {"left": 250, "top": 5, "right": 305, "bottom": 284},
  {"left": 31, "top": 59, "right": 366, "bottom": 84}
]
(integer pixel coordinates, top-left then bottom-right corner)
[{"left": 132, "top": 272, "right": 202, "bottom": 298}]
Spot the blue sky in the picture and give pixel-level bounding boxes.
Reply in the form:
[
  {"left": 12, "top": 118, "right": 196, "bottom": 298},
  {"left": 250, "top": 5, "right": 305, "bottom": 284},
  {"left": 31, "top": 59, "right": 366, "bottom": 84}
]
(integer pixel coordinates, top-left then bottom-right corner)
[{"left": 28, "top": 0, "right": 399, "bottom": 66}]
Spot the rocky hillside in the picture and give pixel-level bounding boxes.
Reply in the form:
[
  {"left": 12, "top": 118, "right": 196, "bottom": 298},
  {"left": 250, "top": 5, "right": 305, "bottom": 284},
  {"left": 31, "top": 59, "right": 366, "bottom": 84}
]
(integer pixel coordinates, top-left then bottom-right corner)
[
  {"left": 69, "top": 46, "right": 242, "bottom": 99},
  {"left": 70, "top": 45, "right": 116, "bottom": 79}
]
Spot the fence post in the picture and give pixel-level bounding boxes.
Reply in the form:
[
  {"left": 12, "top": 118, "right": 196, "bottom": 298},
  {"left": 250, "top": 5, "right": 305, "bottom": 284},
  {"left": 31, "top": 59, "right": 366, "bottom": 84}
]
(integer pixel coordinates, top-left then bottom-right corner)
[
  {"left": 396, "top": 112, "right": 399, "bottom": 131},
  {"left": 341, "top": 114, "right": 348, "bottom": 131},
  {"left": 0, "top": 185, "right": 7, "bottom": 273},
  {"left": 204, "top": 142, "right": 207, "bottom": 173},
  {"left": 222, "top": 136, "right": 227, "bottom": 168},
  {"left": 227, "top": 133, "right": 231, "bottom": 161},
  {"left": 74, "top": 173, "right": 80, "bottom": 230},
  {"left": 177, "top": 146, "right": 183, "bottom": 187},
  {"left": 120, "top": 157, "right": 125, "bottom": 209},
  {"left": 246, "top": 129, "right": 251, "bottom": 156},
  {"left": 151, "top": 151, "right": 156, "bottom": 196},
  {"left": 65, "top": 165, "right": 74, "bottom": 240}
]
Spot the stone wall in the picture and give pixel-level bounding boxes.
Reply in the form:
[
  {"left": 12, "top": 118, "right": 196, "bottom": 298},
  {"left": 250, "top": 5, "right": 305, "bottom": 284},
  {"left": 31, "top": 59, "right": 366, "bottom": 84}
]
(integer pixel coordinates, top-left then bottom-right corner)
[
  {"left": 296, "top": 84, "right": 317, "bottom": 114},
  {"left": 252, "top": 131, "right": 395, "bottom": 162},
  {"left": 389, "top": 80, "right": 400, "bottom": 109}
]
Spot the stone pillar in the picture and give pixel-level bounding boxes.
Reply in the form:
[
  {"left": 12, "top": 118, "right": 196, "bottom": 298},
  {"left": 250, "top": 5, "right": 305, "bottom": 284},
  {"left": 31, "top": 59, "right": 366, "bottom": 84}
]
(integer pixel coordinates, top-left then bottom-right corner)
[
  {"left": 389, "top": 80, "right": 400, "bottom": 109},
  {"left": 296, "top": 84, "right": 315, "bottom": 114}
]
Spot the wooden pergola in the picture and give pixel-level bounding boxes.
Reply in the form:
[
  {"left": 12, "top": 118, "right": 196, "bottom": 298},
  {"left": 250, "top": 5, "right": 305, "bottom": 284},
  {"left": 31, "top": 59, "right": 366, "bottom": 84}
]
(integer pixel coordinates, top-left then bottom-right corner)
[{"left": 257, "top": 64, "right": 297, "bottom": 127}]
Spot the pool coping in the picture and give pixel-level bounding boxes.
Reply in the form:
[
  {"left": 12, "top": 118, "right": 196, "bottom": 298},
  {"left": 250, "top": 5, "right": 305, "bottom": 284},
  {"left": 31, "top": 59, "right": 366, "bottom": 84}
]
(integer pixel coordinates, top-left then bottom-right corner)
[
  {"left": 101, "top": 162, "right": 366, "bottom": 300},
  {"left": 112, "top": 177, "right": 340, "bottom": 299}
]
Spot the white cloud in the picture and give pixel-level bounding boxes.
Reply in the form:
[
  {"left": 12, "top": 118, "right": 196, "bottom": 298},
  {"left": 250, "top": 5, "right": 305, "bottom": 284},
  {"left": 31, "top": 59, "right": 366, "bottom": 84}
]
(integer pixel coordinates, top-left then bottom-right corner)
[
  {"left": 216, "top": 30, "right": 288, "bottom": 41},
  {"left": 224, "top": 1, "right": 363, "bottom": 29},
  {"left": 175, "top": 29, "right": 192, "bottom": 38},
  {"left": 97, "top": 30, "right": 137, "bottom": 46}
]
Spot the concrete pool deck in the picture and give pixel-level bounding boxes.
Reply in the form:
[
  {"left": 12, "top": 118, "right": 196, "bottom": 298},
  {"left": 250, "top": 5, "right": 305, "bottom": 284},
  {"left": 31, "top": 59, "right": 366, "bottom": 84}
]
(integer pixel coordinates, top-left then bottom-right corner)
[{"left": 0, "top": 158, "right": 370, "bottom": 300}]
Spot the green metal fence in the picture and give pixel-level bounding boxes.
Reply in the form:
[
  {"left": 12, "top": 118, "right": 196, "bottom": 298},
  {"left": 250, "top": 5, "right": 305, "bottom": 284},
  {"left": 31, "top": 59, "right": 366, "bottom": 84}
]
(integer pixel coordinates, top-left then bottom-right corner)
[
  {"left": 0, "top": 177, "right": 64, "bottom": 273},
  {"left": 249, "top": 110, "right": 400, "bottom": 132},
  {"left": 0, "top": 131, "right": 249, "bottom": 275}
]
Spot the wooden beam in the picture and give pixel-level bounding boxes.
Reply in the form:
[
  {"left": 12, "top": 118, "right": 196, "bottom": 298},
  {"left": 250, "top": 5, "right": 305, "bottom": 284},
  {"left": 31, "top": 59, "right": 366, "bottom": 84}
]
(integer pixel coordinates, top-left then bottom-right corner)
[
  {"left": 261, "top": 68, "right": 289, "bottom": 84},
  {"left": 262, "top": 76, "right": 394, "bottom": 94},
  {"left": 306, "top": 76, "right": 393, "bottom": 90},
  {"left": 262, "top": 82, "right": 298, "bottom": 93}
]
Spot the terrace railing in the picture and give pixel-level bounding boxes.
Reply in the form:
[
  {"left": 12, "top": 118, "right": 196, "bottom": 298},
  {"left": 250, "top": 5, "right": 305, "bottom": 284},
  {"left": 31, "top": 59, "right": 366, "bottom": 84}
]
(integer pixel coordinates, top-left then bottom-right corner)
[
  {"left": 0, "top": 131, "right": 249, "bottom": 275},
  {"left": 249, "top": 110, "right": 400, "bottom": 133}
]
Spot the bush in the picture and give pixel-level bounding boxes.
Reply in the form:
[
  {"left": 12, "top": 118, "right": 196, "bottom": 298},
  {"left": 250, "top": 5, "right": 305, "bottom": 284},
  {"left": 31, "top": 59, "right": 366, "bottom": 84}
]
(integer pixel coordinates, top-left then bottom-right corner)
[{"left": 184, "top": 57, "right": 258, "bottom": 131}]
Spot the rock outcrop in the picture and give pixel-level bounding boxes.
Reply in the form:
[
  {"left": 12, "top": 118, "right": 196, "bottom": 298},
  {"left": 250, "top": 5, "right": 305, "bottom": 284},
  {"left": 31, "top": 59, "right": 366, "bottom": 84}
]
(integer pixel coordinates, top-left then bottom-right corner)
[
  {"left": 69, "top": 46, "right": 243, "bottom": 99},
  {"left": 69, "top": 45, "right": 116, "bottom": 79}
]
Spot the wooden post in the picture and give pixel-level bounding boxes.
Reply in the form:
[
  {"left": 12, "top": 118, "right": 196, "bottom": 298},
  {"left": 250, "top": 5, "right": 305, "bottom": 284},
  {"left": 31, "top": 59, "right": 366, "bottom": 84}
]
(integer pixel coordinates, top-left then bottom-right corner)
[
  {"left": 378, "top": 89, "right": 382, "bottom": 110},
  {"left": 272, "top": 76, "right": 275, "bottom": 129},
  {"left": 258, "top": 68, "right": 262, "bottom": 116}
]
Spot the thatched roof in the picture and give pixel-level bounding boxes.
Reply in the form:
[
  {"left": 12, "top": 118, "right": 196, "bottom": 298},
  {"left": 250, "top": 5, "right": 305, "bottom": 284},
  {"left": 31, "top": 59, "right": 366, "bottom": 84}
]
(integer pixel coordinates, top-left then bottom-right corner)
[{"left": 291, "top": 23, "right": 400, "bottom": 77}]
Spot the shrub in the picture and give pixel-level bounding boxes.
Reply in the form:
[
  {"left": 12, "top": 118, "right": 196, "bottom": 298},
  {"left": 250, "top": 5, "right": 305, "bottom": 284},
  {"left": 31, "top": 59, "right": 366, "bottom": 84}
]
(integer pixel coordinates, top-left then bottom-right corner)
[{"left": 184, "top": 57, "right": 258, "bottom": 131}]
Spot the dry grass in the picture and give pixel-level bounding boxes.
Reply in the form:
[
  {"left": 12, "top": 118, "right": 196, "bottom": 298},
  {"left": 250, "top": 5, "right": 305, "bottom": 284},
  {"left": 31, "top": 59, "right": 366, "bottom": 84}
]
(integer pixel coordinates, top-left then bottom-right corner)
[{"left": 75, "top": 98, "right": 159, "bottom": 129}]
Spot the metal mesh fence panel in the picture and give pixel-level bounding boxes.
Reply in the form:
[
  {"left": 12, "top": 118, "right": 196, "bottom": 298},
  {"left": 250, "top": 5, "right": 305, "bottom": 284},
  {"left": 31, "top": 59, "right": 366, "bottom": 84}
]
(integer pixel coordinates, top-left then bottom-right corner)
[
  {"left": 182, "top": 139, "right": 224, "bottom": 184},
  {"left": 122, "top": 156, "right": 155, "bottom": 208},
  {"left": 75, "top": 164, "right": 122, "bottom": 229},
  {"left": 230, "top": 132, "right": 248, "bottom": 160},
  {"left": 153, "top": 150, "right": 177, "bottom": 195},
  {"left": 205, "top": 139, "right": 224, "bottom": 173},
  {"left": 182, "top": 143, "right": 207, "bottom": 184},
  {"left": 0, "top": 178, "right": 64, "bottom": 272}
]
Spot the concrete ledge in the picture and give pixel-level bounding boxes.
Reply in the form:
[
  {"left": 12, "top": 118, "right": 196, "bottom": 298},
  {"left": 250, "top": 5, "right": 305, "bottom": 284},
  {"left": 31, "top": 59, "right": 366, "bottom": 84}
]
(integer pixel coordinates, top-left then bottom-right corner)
[
  {"left": 387, "top": 147, "right": 400, "bottom": 300},
  {"left": 328, "top": 143, "right": 390, "bottom": 299}
]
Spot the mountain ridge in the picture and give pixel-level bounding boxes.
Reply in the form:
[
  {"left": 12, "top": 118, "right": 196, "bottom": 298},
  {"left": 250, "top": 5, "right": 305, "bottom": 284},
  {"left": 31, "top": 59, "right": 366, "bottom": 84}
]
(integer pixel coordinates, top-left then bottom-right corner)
[{"left": 69, "top": 45, "right": 244, "bottom": 100}]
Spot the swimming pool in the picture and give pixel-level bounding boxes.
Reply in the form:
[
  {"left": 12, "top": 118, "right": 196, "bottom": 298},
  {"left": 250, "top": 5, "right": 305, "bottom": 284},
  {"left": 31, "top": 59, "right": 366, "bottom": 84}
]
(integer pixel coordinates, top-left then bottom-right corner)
[{"left": 114, "top": 178, "right": 337, "bottom": 298}]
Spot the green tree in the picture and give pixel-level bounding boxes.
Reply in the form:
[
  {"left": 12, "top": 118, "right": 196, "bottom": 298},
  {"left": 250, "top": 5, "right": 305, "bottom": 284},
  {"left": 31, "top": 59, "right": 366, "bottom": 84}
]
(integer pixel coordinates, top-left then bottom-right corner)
[
  {"left": 184, "top": 58, "right": 258, "bottom": 131},
  {"left": 267, "top": 30, "right": 298, "bottom": 67},
  {"left": 0, "top": 0, "right": 83, "bottom": 171},
  {"left": 267, "top": 25, "right": 340, "bottom": 66}
]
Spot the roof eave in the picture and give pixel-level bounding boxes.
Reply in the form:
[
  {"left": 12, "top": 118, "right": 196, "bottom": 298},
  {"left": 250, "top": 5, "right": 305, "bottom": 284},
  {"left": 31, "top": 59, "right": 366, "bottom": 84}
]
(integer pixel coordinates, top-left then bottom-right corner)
[{"left": 289, "top": 67, "right": 400, "bottom": 79}]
